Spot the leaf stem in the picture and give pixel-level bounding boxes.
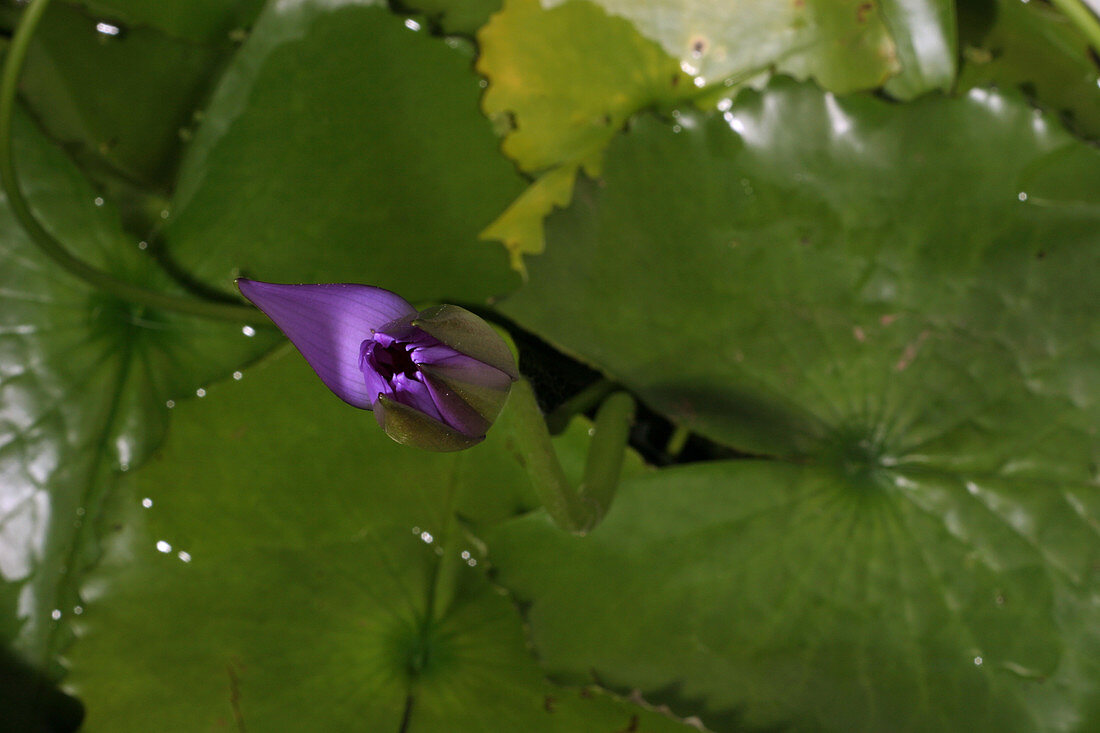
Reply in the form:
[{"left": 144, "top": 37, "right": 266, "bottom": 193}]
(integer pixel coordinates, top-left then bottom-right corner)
[
  {"left": 1050, "top": 0, "right": 1100, "bottom": 53},
  {"left": 577, "top": 390, "right": 635, "bottom": 527},
  {"left": 0, "top": 0, "right": 259, "bottom": 323},
  {"left": 664, "top": 424, "right": 690, "bottom": 458}
]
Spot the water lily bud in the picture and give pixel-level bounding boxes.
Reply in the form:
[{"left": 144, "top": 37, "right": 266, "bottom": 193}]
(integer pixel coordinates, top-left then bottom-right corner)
[{"left": 237, "top": 279, "right": 518, "bottom": 451}]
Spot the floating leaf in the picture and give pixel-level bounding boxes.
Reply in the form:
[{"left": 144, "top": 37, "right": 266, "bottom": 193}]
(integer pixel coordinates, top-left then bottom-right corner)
[
  {"left": 477, "top": 0, "right": 906, "bottom": 271},
  {"left": 559, "top": 0, "right": 901, "bottom": 91},
  {"left": 958, "top": 0, "right": 1100, "bottom": 142},
  {"left": 64, "top": 350, "right": 691, "bottom": 732},
  {"left": 20, "top": 1, "right": 247, "bottom": 191},
  {"left": 398, "top": 0, "right": 503, "bottom": 35},
  {"left": 490, "top": 458, "right": 1100, "bottom": 731},
  {"left": 491, "top": 78, "right": 1100, "bottom": 729},
  {"left": 162, "top": 0, "right": 524, "bottom": 303},
  {"left": 879, "top": 0, "right": 957, "bottom": 98},
  {"left": 479, "top": 163, "right": 578, "bottom": 274},
  {"left": 0, "top": 109, "right": 276, "bottom": 678}
]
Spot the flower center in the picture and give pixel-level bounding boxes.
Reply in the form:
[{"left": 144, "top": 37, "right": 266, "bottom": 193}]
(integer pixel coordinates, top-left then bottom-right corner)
[{"left": 369, "top": 340, "right": 418, "bottom": 381}]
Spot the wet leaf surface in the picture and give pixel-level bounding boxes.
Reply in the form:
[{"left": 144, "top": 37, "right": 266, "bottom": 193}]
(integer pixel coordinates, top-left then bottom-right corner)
[{"left": 162, "top": 0, "right": 524, "bottom": 304}]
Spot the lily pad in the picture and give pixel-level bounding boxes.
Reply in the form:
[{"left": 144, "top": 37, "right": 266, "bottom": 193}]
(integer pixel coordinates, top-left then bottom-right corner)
[
  {"left": 477, "top": 0, "right": 912, "bottom": 271},
  {"left": 399, "top": 0, "right": 503, "bottom": 35},
  {"left": 0, "top": 108, "right": 277, "bottom": 676},
  {"left": 500, "top": 78, "right": 1100, "bottom": 459},
  {"left": 63, "top": 349, "right": 694, "bottom": 732},
  {"left": 958, "top": 0, "right": 1100, "bottom": 142},
  {"left": 162, "top": 0, "right": 524, "bottom": 304},
  {"left": 71, "top": 0, "right": 265, "bottom": 45},
  {"left": 879, "top": 0, "right": 956, "bottom": 99},
  {"left": 489, "top": 458, "right": 1100, "bottom": 731},
  {"left": 490, "top": 78, "right": 1100, "bottom": 729},
  {"left": 20, "top": 0, "right": 254, "bottom": 192},
  {"left": 552, "top": 0, "right": 902, "bottom": 92}
]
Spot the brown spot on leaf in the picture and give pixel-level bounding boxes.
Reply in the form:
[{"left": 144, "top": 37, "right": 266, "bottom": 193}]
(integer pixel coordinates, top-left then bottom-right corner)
[
  {"left": 856, "top": 1, "right": 873, "bottom": 23},
  {"left": 689, "top": 35, "right": 708, "bottom": 58},
  {"left": 895, "top": 330, "right": 930, "bottom": 372},
  {"left": 544, "top": 695, "right": 556, "bottom": 712}
]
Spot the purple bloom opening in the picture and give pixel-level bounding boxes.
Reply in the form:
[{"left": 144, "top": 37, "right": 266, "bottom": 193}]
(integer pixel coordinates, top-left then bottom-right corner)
[{"left": 237, "top": 279, "right": 518, "bottom": 451}]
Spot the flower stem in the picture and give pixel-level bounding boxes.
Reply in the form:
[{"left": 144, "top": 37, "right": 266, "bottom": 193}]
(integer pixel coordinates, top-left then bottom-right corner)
[
  {"left": 0, "top": 0, "right": 259, "bottom": 323},
  {"left": 510, "top": 379, "right": 634, "bottom": 534},
  {"left": 427, "top": 452, "right": 464, "bottom": 624}
]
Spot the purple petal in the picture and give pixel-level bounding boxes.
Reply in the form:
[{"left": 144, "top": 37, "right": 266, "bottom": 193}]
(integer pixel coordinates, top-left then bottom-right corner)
[
  {"left": 389, "top": 373, "right": 444, "bottom": 422},
  {"left": 238, "top": 279, "right": 416, "bottom": 408},
  {"left": 415, "top": 352, "right": 515, "bottom": 389}
]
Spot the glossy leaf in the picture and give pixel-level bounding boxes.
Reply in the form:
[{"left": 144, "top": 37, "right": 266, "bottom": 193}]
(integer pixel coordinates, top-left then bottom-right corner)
[
  {"left": 20, "top": 0, "right": 255, "bottom": 191},
  {"left": 958, "top": 0, "right": 1100, "bottom": 142},
  {"left": 477, "top": 0, "right": 907, "bottom": 270},
  {"left": 162, "top": 0, "right": 524, "bottom": 303},
  {"left": 491, "top": 78, "right": 1100, "bottom": 729},
  {"left": 489, "top": 459, "right": 1100, "bottom": 731},
  {"left": 398, "top": 0, "right": 503, "bottom": 35},
  {"left": 71, "top": 0, "right": 265, "bottom": 45},
  {"left": 63, "top": 349, "right": 690, "bottom": 732},
  {"left": 555, "top": 0, "right": 901, "bottom": 91},
  {"left": 879, "top": 0, "right": 957, "bottom": 99},
  {"left": 501, "top": 78, "right": 1100, "bottom": 458},
  {"left": 0, "top": 109, "right": 277, "bottom": 675}
]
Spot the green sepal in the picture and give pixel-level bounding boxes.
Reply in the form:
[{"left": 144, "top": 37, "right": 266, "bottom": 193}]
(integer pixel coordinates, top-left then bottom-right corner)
[
  {"left": 374, "top": 394, "right": 483, "bottom": 452},
  {"left": 412, "top": 304, "right": 520, "bottom": 380},
  {"left": 419, "top": 363, "right": 511, "bottom": 429}
]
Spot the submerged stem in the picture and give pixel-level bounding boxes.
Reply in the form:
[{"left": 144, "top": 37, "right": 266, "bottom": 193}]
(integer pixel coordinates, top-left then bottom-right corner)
[{"left": 0, "top": 0, "right": 258, "bottom": 323}]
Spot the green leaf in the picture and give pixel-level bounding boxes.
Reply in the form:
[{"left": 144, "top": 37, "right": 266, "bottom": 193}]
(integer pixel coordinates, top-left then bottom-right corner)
[
  {"left": 501, "top": 78, "right": 1100, "bottom": 458},
  {"left": 958, "top": 0, "right": 1100, "bottom": 142},
  {"left": 491, "top": 78, "right": 1100, "bottom": 729},
  {"left": 488, "top": 459, "right": 1100, "bottom": 731},
  {"left": 476, "top": 0, "right": 688, "bottom": 270},
  {"left": 479, "top": 163, "right": 579, "bottom": 274},
  {"left": 0, "top": 109, "right": 277, "bottom": 675},
  {"left": 162, "top": 0, "right": 524, "bottom": 304},
  {"left": 398, "top": 0, "right": 503, "bottom": 35},
  {"left": 879, "top": 0, "right": 957, "bottom": 99},
  {"left": 20, "top": 0, "right": 256, "bottom": 192},
  {"left": 63, "top": 349, "right": 695, "bottom": 732},
  {"left": 477, "top": 0, "right": 904, "bottom": 271},
  {"left": 71, "top": 0, "right": 265, "bottom": 45},
  {"left": 478, "top": 0, "right": 687, "bottom": 176},
  {"left": 559, "top": 0, "right": 901, "bottom": 92}
]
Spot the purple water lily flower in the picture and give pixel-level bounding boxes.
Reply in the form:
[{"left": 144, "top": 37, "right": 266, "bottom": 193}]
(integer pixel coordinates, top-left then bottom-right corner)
[{"left": 237, "top": 279, "right": 518, "bottom": 451}]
